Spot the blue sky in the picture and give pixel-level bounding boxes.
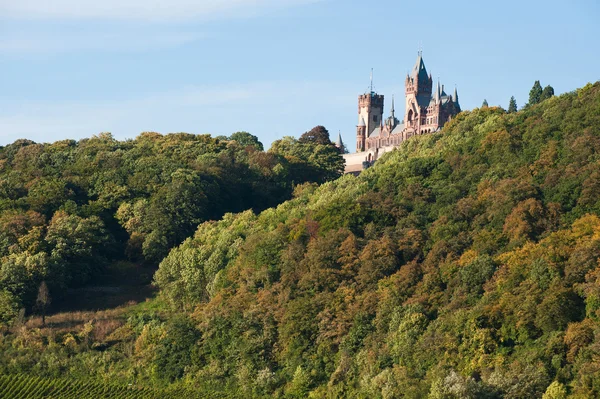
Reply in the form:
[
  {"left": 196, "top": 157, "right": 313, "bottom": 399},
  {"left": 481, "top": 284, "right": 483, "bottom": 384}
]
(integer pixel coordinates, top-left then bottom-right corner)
[{"left": 1, "top": 0, "right": 598, "bottom": 150}]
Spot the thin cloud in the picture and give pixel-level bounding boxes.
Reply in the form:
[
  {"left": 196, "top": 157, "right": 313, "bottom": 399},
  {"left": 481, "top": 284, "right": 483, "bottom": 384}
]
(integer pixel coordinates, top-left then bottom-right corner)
[
  {"left": 0, "top": 0, "right": 321, "bottom": 21},
  {"left": 0, "top": 30, "right": 205, "bottom": 54}
]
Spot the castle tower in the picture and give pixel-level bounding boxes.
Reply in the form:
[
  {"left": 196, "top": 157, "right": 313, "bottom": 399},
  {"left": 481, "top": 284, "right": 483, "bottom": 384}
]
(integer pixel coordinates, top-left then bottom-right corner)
[
  {"left": 358, "top": 91, "right": 384, "bottom": 138},
  {"left": 404, "top": 52, "right": 433, "bottom": 132},
  {"left": 355, "top": 70, "right": 384, "bottom": 152}
]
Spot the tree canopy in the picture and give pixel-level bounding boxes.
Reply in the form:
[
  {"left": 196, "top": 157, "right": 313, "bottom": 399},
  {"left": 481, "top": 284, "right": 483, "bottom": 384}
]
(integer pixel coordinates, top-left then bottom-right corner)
[{"left": 0, "top": 129, "right": 343, "bottom": 316}]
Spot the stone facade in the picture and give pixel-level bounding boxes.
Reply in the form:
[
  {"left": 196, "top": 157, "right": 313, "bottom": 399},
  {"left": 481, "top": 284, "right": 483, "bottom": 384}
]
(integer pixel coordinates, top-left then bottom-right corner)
[{"left": 345, "top": 53, "right": 461, "bottom": 173}]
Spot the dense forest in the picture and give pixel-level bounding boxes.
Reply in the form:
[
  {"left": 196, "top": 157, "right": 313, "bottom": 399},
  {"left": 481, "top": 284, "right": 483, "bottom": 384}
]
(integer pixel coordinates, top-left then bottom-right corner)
[
  {"left": 1, "top": 82, "right": 599, "bottom": 398},
  {"left": 0, "top": 129, "right": 344, "bottom": 318}
]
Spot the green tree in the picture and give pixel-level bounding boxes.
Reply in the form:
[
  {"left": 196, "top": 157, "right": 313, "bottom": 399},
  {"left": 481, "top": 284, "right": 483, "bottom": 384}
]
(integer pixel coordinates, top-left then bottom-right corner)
[
  {"left": 0, "top": 289, "right": 20, "bottom": 328},
  {"left": 153, "top": 315, "right": 201, "bottom": 382},
  {"left": 45, "top": 211, "right": 112, "bottom": 286},
  {"left": 228, "top": 131, "right": 264, "bottom": 151},
  {"left": 269, "top": 136, "right": 344, "bottom": 184},
  {"left": 285, "top": 366, "right": 312, "bottom": 398},
  {"left": 540, "top": 85, "right": 555, "bottom": 101},
  {"left": 542, "top": 381, "right": 567, "bottom": 399},
  {"left": 528, "top": 80, "right": 543, "bottom": 106},
  {"left": 508, "top": 96, "right": 517, "bottom": 113}
]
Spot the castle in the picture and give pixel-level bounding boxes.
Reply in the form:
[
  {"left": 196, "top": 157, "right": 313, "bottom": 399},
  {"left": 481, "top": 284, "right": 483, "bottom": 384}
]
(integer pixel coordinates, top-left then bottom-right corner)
[{"left": 342, "top": 52, "right": 461, "bottom": 173}]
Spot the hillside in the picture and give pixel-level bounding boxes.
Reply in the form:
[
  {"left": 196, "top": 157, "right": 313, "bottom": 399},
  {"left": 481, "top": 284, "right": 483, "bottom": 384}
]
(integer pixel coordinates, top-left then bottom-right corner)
[
  {"left": 153, "top": 82, "right": 600, "bottom": 397},
  {"left": 1, "top": 82, "right": 599, "bottom": 398}
]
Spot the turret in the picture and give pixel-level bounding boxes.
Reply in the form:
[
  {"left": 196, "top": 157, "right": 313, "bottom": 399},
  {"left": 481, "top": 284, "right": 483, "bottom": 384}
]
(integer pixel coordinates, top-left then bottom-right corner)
[
  {"left": 336, "top": 131, "right": 345, "bottom": 152},
  {"left": 453, "top": 86, "right": 460, "bottom": 110},
  {"left": 356, "top": 117, "right": 366, "bottom": 152},
  {"left": 385, "top": 95, "right": 399, "bottom": 129}
]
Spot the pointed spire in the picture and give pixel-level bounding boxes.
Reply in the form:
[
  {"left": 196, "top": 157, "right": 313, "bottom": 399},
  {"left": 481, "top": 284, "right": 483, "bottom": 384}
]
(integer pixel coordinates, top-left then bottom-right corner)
[
  {"left": 453, "top": 86, "right": 459, "bottom": 105},
  {"left": 370, "top": 68, "right": 374, "bottom": 93},
  {"left": 336, "top": 131, "right": 344, "bottom": 149},
  {"left": 412, "top": 52, "right": 428, "bottom": 81},
  {"left": 390, "top": 95, "right": 395, "bottom": 118},
  {"left": 435, "top": 80, "right": 441, "bottom": 103}
]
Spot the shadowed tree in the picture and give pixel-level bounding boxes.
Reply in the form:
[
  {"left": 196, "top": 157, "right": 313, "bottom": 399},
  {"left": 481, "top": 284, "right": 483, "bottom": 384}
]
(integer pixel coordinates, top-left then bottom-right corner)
[
  {"left": 36, "top": 281, "right": 51, "bottom": 327},
  {"left": 298, "top": 125, "right": 332, "bottom": 145}
]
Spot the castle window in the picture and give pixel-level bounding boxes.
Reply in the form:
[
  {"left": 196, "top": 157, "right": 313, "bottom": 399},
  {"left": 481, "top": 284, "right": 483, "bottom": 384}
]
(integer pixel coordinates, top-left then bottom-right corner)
[{"left": 373, "top": 115, "right": 379, "bottom": 123}]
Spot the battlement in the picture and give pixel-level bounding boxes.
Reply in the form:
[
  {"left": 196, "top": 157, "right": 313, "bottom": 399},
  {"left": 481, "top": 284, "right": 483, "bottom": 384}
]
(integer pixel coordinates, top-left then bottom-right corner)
[{"left": 358, "top": 92, "right": 384, "bottom": 113}]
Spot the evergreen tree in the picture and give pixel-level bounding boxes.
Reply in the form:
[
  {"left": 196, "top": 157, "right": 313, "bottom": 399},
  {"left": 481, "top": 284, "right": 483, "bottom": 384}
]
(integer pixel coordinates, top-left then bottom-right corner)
[
  {"left": 528, "top": 80, "right": 543, "bottom": 106},
  {"left": 481, "top": 99, "right": 489, "bottom": 108},
  {"left": 541, "top": 85, "right": 555, "bottom": 101},
  {"left": 508, "top": 96, "right": 517, "bottom": 113}
]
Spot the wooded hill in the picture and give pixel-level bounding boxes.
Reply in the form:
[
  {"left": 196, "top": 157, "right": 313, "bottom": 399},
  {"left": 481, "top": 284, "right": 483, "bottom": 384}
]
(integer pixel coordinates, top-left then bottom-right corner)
[
  {"left": 154, "top": 82, "right": 600, "bottom": 398},
  {"left": 1, "top": 82, "right": 599, "bottom": 398}
]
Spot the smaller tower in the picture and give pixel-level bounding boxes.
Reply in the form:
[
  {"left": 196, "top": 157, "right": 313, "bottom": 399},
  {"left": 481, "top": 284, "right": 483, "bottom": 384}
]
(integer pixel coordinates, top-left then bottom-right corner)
[
  {"left": 356, "top": 117, "right": 366, "bottom": 152},
  {"left": 385, "top": 95, "right": 399, "bottom": 129}
]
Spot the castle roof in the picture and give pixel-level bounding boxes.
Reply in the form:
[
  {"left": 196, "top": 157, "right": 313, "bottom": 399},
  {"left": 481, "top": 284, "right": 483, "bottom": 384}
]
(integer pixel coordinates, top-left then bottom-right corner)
[
  {"left": 429, "top": 95, "right": 452, "bottom": 107},
  {"left": 415, "top": 94, "right": 431, "bottom": 109},
  {"left": 369, "top": 127, "right": 381, "bottom": 138},
  {"left": 412, "top": 53, "right": 429, "bottom": 82},
  {"left": 391, "top": 124, "right": 405, "bottom": 135},
  {"left": 358, "top": 116, "right": 366, "bottom": 127}
]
